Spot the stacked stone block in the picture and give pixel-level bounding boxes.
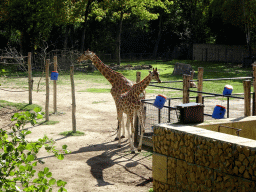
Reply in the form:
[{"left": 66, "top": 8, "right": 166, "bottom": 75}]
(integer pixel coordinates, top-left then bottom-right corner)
[{"left": 153, "top": 124, "right": 256, "bottom": 192}]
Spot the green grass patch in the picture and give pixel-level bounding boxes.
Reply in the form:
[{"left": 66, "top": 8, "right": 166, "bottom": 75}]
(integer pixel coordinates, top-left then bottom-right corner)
[
  {"left": 39, "top": 120, "right": 59, "bottom": 125},
  {"left": 59, "top": 131, "right": 85, "bottom": 136},
  {"left": 0, "top": 100, "right": 42, "bottom": 111},
  {"left": 1, "top": 59, "right": 253, "bottom": 98},
  {"left": 85, "top": 88, "right": 111, "bottom": 93}
]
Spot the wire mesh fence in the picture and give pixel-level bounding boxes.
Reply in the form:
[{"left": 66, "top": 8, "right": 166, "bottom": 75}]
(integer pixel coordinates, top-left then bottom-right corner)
[{"left": 139, "top": 99, "right": 180, "bottom": 137}]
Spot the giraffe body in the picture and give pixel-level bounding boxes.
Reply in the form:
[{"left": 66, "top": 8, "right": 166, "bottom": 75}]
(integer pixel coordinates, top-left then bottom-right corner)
[
  {"left": 77, "top": 50, "right": 145, "bottom": 139},
  {"left": 116, "top": 68, "right": 161, "bottom": 152}
]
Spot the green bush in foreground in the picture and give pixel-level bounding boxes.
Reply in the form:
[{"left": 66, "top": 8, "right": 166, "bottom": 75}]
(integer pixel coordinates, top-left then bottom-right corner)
[{"left": 0, "top": 107, "right": 70, "bottom": 192}]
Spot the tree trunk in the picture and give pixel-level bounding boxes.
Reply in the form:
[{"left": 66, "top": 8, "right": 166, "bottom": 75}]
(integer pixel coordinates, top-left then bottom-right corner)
[
  {"left": 153, "top": 14, "right": 163, "bottom": 59},
  {"left": 116, "top": 11, "right": 124, "bottom": 65},
  {"left": 64, "top": 25, "right": 68, "bottom": 50},
  {"left": 70, "top": 24, "right": 74, "bottom": 49},
  {"left": 80, "top": 0, "right": 92, "bottom": 53}
]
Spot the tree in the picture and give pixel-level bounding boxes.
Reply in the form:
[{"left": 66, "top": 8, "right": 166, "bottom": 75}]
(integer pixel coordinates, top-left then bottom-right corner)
[
  {"left": 208, "top": 0, "right": 256, "bottom": 56},
  {"left": 96, "top": 0, "right": 170, "bottom": 65},
  {"left": 0, "top": 0, "right": 68, "bottom": 55},
  {"left": 173, "top": 0, "right": 211, "bottom": 59}
]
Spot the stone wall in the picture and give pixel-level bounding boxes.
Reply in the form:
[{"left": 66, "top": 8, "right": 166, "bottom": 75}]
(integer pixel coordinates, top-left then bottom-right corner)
[
  {"left": 193, "top": 44, "right": 256, "bottom": 63},
  {"left": 152, "top": 124, "right": 256, "bottom": 192}
]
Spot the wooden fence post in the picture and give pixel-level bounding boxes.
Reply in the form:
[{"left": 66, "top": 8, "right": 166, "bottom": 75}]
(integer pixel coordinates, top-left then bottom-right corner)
[
  {"left": 53, "top": 56, "right": 57, "bottom": 114},
  {"left": 197, "top": 67, "right": 204, "bottom": 104},
  {"left": 28, "top": 52, "right": 32, "bottom": 104},
  {"left": 183, "top": 74, "right": 190, "bottom": 104},
  {"left": 45, "top": 59, "right": 50, "bottom": 121},
  {"left": 70, "top": 65, "right": 76, "bottom": 133},
  {"left": 253, "top": 65, "right": 256, "bottom": 115},
  {"left": 134, "top": 71, "right": 141, "bottom": 147},
  {"left": 243, "top": 80, "right": 251, "bottom": 117}
]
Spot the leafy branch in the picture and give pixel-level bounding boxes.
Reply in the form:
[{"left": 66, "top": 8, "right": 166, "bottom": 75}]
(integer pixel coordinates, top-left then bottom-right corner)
[{"left": 0, "top": 107, "right": 70, "bottom": 192}]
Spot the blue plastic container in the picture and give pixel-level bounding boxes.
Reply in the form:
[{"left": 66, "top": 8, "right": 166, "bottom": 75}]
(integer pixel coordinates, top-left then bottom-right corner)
[
  {"left": 51, "top": 71, "right": 59, "bottom": 80},
  {"left": 212, "top": 105, "right": 226, "bottom": 119},
  {"left": 153, "top": 95, "right": 166, "bottom": 109},
  {"left": 223, "top": 85, "right": 233, "bottom": 96}
]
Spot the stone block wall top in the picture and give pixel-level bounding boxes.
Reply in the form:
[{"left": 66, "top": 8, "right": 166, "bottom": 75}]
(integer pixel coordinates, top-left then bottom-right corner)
[{"left": 155, "top": 124, "right": 256, "bottom": 150}]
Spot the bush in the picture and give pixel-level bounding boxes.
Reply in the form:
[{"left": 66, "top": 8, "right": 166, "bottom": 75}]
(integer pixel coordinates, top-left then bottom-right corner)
[{"left": 0, "top": 107, "right": 70, "bottom": 192}]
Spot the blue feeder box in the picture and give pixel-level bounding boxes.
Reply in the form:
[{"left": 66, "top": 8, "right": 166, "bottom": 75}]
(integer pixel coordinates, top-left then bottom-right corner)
[
  {"left": 212, "top": 105, "right": 226, "bottom": 119},
  {"left": 223, "top": 85, "right": 233, "bottom": 96},
  {"left": 153, "top": 95, "right": 166, "bottom": 109},
  {"left": 51, "top": 71, "right": 59, "bottom": 80}
]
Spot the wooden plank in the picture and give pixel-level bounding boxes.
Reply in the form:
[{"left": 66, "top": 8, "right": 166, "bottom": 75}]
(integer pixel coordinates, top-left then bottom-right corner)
[
  {"left": 183, "top": 74, "right": 190, "bottom": 103},
  {"left": 197, "top": 67, "right": 204, "bottom": 104},
  {"left": 53, "top": 56, "right": 57, "bottom": 114},
  {"left": 70, "top": 65, "right": 76, "bottom": 133},
  {"left": 243, "top": 80, "right": 251, "bottom": 117},
  {"left": 45, "top": 59, "right": 50, "bottom": 121},
  {"left": 28, "top": 52, "right": 32, "bottom": 104},
  {"left": 253, "top": 65, "right": 256, "bottom": 115},
  {"left": 134, "top": 71, "right": 141, "bottom": 147}
]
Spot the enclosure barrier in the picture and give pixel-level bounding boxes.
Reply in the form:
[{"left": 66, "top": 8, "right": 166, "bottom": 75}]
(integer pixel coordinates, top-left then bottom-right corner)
[{"left": 152, "top": 123, "right": 256, "bottom": 191}]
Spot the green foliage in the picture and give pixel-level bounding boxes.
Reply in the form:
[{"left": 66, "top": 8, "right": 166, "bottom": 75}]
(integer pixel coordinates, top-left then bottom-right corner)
[
  {"left": 0, "top": 108, "right": 70, "bottom": 191},
  {"left": 59, "top": 131, "right": 85, "bottom": 137},
  {"left": 0, "top": 100, "right": 42, "bottom": 112},
  {"left": 149, "top": 188, "right": 154, "bottom": 192}
]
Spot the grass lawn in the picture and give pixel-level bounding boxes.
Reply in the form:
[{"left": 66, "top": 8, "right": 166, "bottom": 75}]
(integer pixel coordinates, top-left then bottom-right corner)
[{"left": 0, "top": 59, "right": 253, "bottom": 98}]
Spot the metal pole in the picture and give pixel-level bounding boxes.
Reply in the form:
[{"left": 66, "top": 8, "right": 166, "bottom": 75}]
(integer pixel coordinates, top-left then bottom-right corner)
[
  {"left": 158, "top": 108, "right": 161, "bottom": 124},
  {"left": 168, "top": 99, "right": 171, "bottom": 123},
  {"left": 227, "top": 97, "right": 230, "bottom": 118}
]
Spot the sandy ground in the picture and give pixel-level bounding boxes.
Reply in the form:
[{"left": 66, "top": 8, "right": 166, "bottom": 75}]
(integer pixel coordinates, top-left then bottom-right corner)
[
  {"left": 0, "top": 76, "right": 246, "bottom": 192},
  {"left": 0, "top": 78, "right": 153, "bottom": 192}
]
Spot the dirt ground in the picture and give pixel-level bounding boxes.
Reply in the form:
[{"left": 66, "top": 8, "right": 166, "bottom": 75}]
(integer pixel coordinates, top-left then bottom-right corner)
[
  {"left": 0, "top": 78, "right": 154, "bottom": 192},
  {"left": 0, "top": 76, "right": 246, "bottom": 192}
]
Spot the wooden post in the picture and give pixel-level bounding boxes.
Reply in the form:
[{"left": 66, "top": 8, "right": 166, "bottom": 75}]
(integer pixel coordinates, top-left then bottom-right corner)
[
  {"left": 183, "top": 74, "right": 190, "bottom": 104},
  {"left": 197, "top": 67, "right": 204, "bottom": 104},
  {"left": 134, "top": 71, "right": 141, "bottom": 147},
  {"left": 53, "top": 56, "right": 57, "bottom": 114},
  {"left": 243, "top": 80, "right": 251, "bottom": 117},
  {"left": 28, "top": 52, "right": 32, "bottom": 104},
  {"left": 70, "top": 65, "right": 76, "bottom": 133},
  {"left": 253, "top": 65, "right": 256, "bottom": 115},
  {"left": 45, "top": 59, "right": 50, "bottom": 121}
]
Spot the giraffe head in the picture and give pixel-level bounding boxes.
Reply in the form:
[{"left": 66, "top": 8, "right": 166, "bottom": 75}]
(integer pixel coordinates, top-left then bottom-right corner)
[
  {"left": 77, "top": 49, "right": 96, "bottom": 63},
  {"left": 150, "top": 68, "right": 161, "bottom": 83}
]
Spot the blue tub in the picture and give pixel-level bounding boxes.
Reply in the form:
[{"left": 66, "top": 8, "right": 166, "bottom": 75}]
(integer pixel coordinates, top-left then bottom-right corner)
[
  {"left": 223, "top": 85, "right": 233, "bottom": 96},
  {"left": 51, "top": 71, "right": 59, "bottom": 80},
  {"left": 153, "top": 95, "right": 166, "bottom": 109},
  {"left": 212, "top": 105, "right": 226, "bottom": 119}
]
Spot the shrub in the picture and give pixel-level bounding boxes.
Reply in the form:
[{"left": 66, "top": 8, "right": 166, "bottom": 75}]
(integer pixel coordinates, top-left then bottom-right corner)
[{"left": 0, "top": 107, "right": 70, "bottom": 192}]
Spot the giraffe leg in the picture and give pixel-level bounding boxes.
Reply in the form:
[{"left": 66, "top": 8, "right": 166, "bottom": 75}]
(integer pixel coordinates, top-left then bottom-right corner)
[
  {"left": 128, "top": 114, "right": 135, "bottom": 154},
  {"left": 117, "top": 112, "right": 123, "bottom": 148},
  {"left": 137, "top": 109, "right": 145, "bottom": 152},
  {"left": 121, "top": 117, "right": 125, "bottom": 138},
  {"left": 115, "top": 115, "right": 125, "bottom": 140}
]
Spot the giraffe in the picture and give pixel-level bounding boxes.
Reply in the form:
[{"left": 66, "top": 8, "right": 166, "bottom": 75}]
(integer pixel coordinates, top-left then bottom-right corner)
[
  {"left": 77, "top": 49, "right": 145, "bottom": 140},
  {"left": 116, "top": 68, "right": 161, "bottom": 153}
]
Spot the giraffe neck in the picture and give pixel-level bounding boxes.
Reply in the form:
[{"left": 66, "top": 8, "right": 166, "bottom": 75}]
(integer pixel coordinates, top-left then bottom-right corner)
[
  {"left": 91, "top": 55, "right": 120, "bottom": 85},
  {"left": 131, "top": 73, "right": 152, "bottom": 97}
]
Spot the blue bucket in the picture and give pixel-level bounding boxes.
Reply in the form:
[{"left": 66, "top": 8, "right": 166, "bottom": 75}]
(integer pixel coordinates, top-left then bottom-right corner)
[
  {"left": 153, "top": 95, "right": 166, "bottom": 109},
  {"left": 51, "top": 71, "right": 59, "bottom": 80},
  {"left": 223, "top": 85, "right": 233, "bottom": 96},
  {"left": 212, "top": 105, "right": 226, "bottom": 119}
]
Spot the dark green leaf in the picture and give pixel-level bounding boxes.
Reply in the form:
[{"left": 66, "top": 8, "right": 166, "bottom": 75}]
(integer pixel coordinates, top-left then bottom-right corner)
[{"left": 49, "top": 178, "right": 56, "bottom": 186}]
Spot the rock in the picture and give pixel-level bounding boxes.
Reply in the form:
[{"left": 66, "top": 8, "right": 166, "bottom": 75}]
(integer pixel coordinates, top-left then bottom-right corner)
[{"left": 172, "top": 63, "right": 193, "bottom": 76}]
